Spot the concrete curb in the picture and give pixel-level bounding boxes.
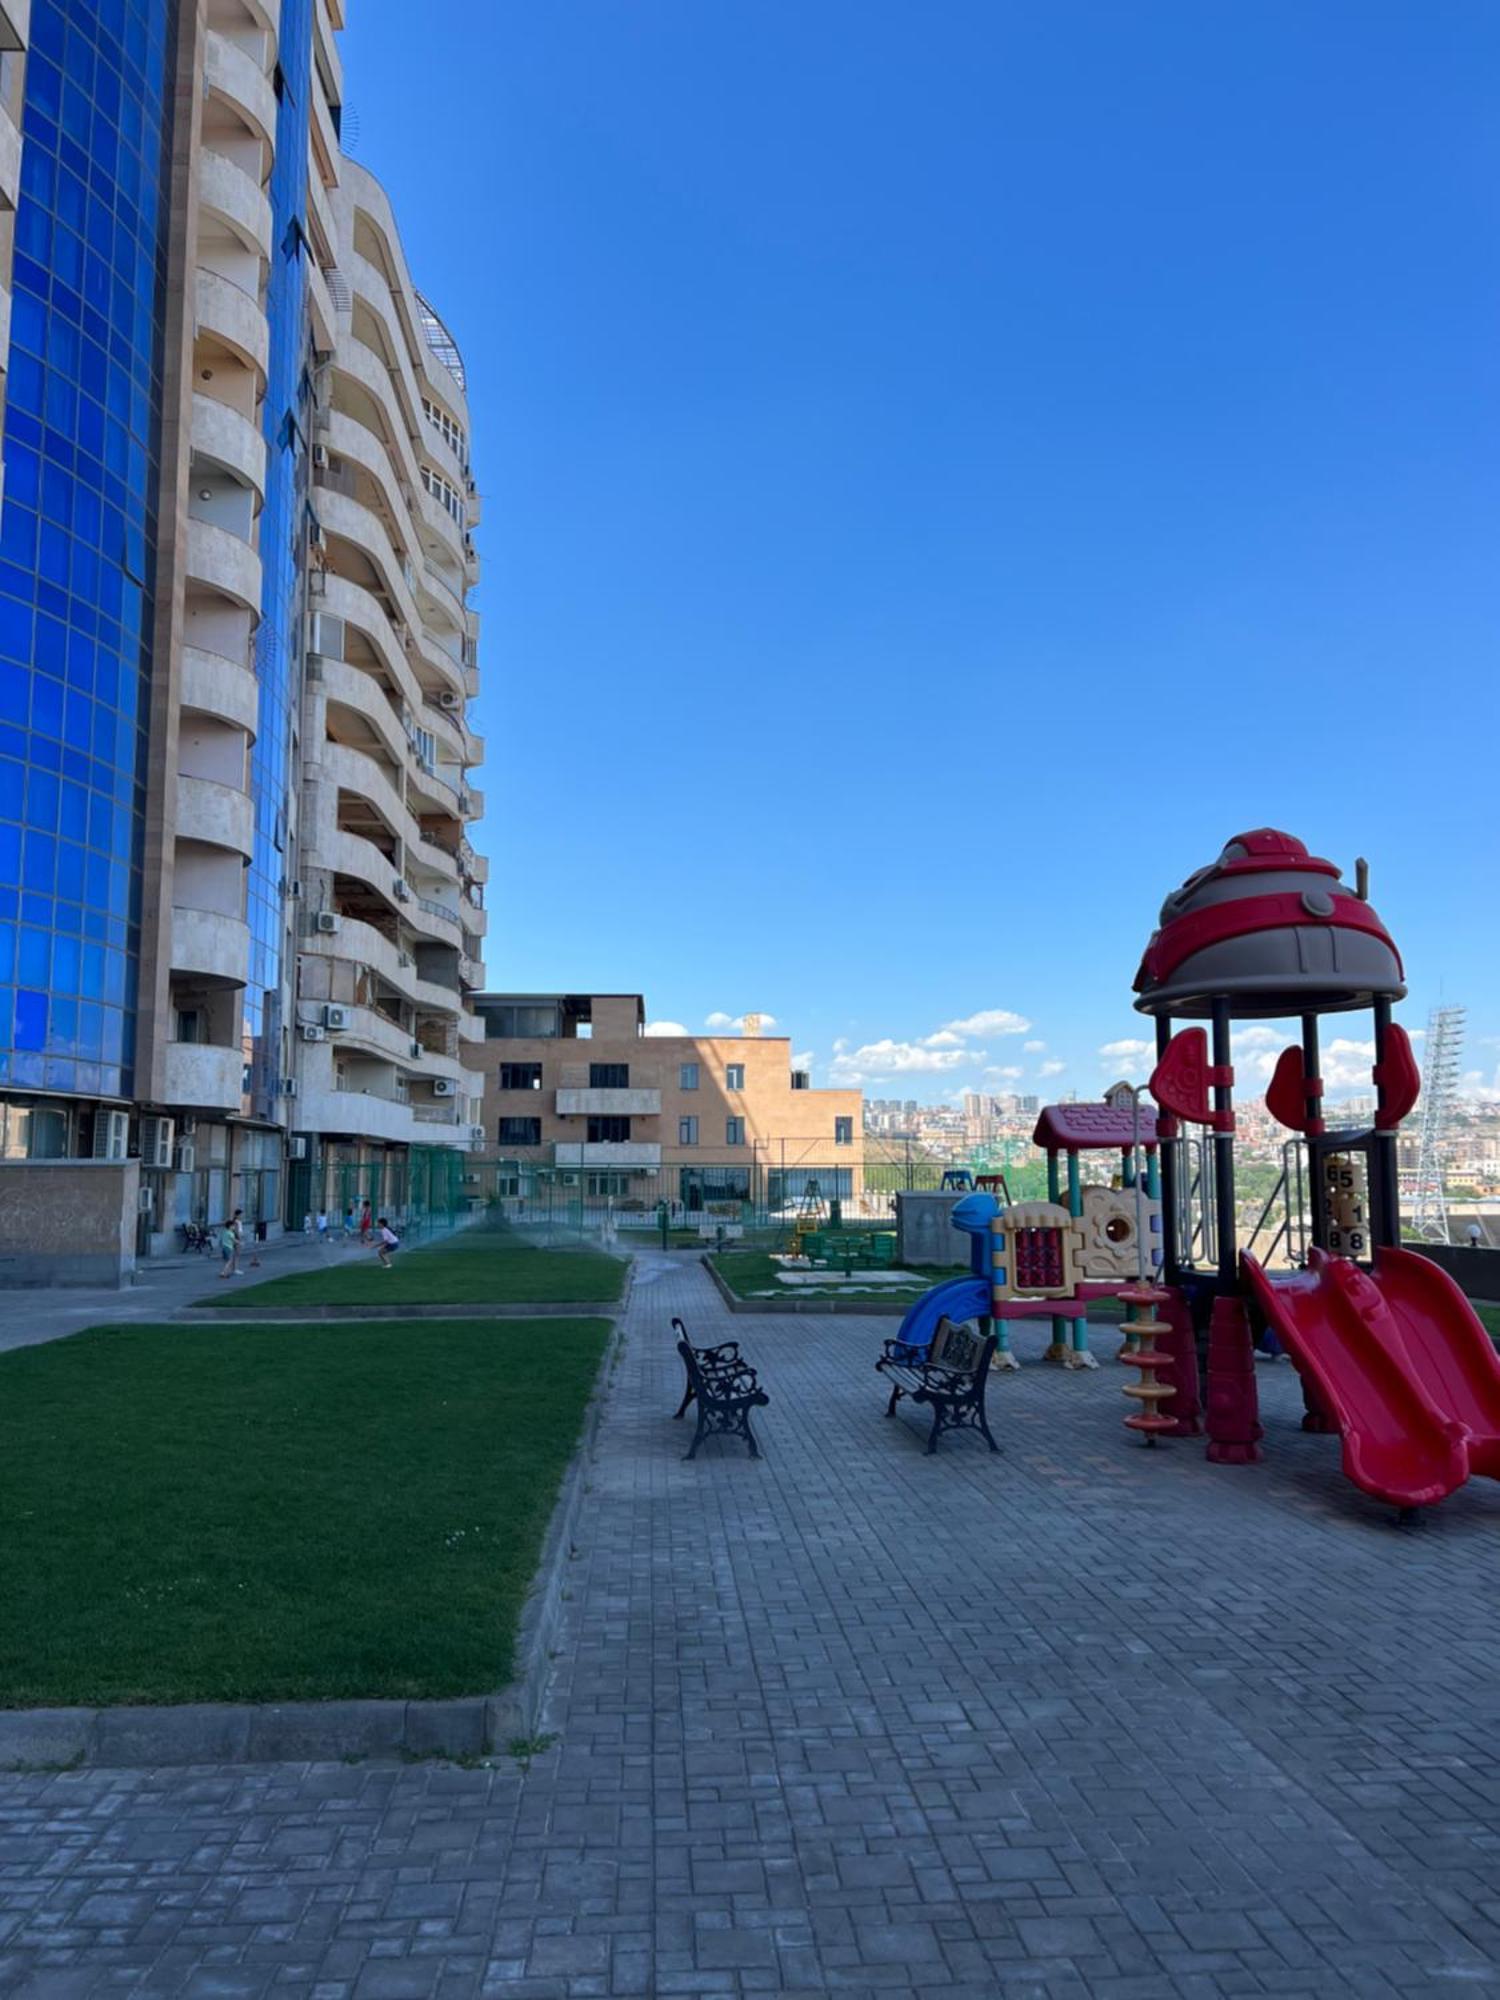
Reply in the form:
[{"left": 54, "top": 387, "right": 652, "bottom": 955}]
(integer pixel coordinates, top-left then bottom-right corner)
[
  {"left": 0, "top": 1315, "right": 627, "bottom": 1772},
  {"left": 174, "top": 1299, "right": 626, "bottom": 1323}
]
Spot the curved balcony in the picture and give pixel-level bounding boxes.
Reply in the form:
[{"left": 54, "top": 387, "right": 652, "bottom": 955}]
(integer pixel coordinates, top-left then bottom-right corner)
[
  {"left": 164, "top": 1042, "right": 244, "bottom": 1112},
  {"left": 187, "top": 516, "right": 262, "bottom": 612},
  {"left": 323, "top": 408, "right": 423, "bottom": 562},
  {"left": 318, "top": 1003, "right": 469, "bottom": 1083},
  {"left": 407, "top": 755, "right": 464, "bottom": 818},
  {"left": 326, "top": 825, "right": 404, "bottom": 909},
  {"left": 308, "top": 254, "right": 338, "bottom": 357},
  {"left": 181, "top": 645, "right": 259, "bottom": 739},
  {"left": 177, "top": 775, "right": 255, "bottom": 858},
  {"left": 416, "top": 476, "right": 468, "bottom": 568},
  {"left": 297, "top": 1083, "right": 422, "bottom": 1147},
  {"left": 330, "top": 341, "right": 428, "bottom": 532},
  {"left": 316, "top": 655, "right": 408, "bottom": 770},
  {"left": 204, "top": 28, "right": 276, "bottom": 150},
  {"left": 195, "top": 267, "right": 269, "bottom": 379},
  {"left": 307, "top": 160, "right": 338, "bottom": 271},
  {"left": 323, "top": 740, "right": 411, "bottom": 852},
  {"left": 299, "top": 912, "right": 469, "bottom": 1021},
  {"left": 198, "top": 146, "right": 273, "bottom": 263},
  {"left": 191, "top": 392, "right": 266, "bottom": 498},
  {"left": 347, "top": 251, "right": 426, "bottom": 441},
  {"left": 419, "top": 557, "right": 468, "bottom": 634},
  {"left": 241, "top": 0, "right": 281, "bottom": 45},
  {"left": 316, "top": 571, "right": 429, "bottom": 724},
  {"left": 171, "top": 905, "right": 251, "bottom": 987}
]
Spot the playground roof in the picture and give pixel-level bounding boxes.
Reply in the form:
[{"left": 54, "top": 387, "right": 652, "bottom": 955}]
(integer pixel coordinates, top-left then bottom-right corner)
[{"left": 1032, "top": 1102, "right": 1159, "bottom": 1151}]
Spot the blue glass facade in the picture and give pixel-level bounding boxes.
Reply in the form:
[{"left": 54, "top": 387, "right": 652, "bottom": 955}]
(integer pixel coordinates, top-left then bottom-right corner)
[
  {"left": 0, "top": 0, "right": 172, "bottom": 1099},
  {"left": 244, "top": 0, "right": 313, "bottom": 1120}
]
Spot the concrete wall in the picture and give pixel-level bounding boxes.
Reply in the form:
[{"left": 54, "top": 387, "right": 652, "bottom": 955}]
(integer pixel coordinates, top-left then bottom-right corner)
[
  {"left": 0, "top": 1162, "right": 139, "bottom": 1287},
  {"left": 1409, "top": 1243, "right": 1500, "bottom": 1303}
]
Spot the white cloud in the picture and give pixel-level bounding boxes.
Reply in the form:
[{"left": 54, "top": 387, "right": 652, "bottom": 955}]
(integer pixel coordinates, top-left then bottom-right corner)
[
  {"left": 982, "top": 1065, "right": 1023, "bottom": 1081},
  {"left": 1099, "top": 1037, "right": 1154, "bottom": 1063},
  {"left": 1038, "top": 1059, "right": 1066, "bottom": 1078},
  {"left": 828, "top": 1039, "right": 981, "bottom": 1085},
  {"left": 704, "top": 1010, "right": 777, "bottom": 1034},
  {"left": 922, "top": 1030, "right": 964, "bottom": 1049},
  {"left": 791, "top": 1049, "right": 813, "bottom": 1070},
  {"left": 1322, "top": 1037, "right": 1376, "bottom": 1089},
  {"left": 942, "top": 1008, "right": 1032, "bottom": 1039},
  {"left": 1023, "top": 1040, "right": 1047, "bottom": 1054},
  {"left": 643, "top": 1020, "right": 688, "bottom": 1037}
]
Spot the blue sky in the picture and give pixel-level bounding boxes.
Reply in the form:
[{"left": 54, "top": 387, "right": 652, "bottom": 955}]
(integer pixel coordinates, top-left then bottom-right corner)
[{"left": 348, "top": 0, "right": 1499, "bottom": 1104}]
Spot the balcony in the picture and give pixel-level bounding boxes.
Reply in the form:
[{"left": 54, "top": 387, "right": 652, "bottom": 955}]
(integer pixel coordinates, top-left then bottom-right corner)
[
  {"left": 297, "top": 1085, "right": 421, "bottom": 1146},
  {"left": 556, "top": 1088, "right": 661, "bottom": 1117},
  {"left": 552, "top": 1141, "right": 662, "bottom": 1169},
  {"left": 195, "top": 268, "right": 269, "bottom": 378},
  {"left": 164, "top": 1042, "right": 244, "bottom": 1112},
  {"left": 170, "top": 906, "right": 250, "bottom": 987},
  {"left": 177, "top": 774, "right": 255, "bottom": 858}
]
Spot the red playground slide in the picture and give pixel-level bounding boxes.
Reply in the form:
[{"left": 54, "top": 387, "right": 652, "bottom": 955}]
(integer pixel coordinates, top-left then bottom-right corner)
[{"left": 1243, "top": 1247, "right": 1500, "bottom": 1509}]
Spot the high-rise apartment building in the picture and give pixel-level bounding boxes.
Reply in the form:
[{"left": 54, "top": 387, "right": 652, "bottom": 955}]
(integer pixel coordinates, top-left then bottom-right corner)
[{"left": 0, "top": 0, "right": 485, "bottom": 1283}]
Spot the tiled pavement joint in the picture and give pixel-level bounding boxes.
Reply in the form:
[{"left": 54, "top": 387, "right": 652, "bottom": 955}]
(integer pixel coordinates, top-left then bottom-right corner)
[{"left": 3, "top": 1258, "right": 1500, "bottom": 1995}]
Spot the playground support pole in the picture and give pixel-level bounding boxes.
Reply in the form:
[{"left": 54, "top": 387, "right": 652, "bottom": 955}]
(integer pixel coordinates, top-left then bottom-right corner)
[
  {"left": 1211, "top": 998, "right": 1237, "bottom": 1286},
  {"left": 1155, "top": 1014, "right": 1181, "bottom": 1282},
  {"left": 1064, "top": 1149, "right": 1089, "bottom": 1361},
  {"left": 1371, "top": 997, "right": 1401, "bottom": 1249}
]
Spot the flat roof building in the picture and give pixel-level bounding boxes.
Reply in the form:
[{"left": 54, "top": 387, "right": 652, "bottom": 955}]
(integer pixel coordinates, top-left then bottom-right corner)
[{"left": 466, "top": 992, "right": 866, "bottom": 1219}]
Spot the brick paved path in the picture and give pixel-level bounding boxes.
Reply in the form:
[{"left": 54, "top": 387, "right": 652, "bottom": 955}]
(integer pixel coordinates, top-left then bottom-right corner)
[{"left": 4, "top": 1256, "right": 1500, "bottom": 1997}]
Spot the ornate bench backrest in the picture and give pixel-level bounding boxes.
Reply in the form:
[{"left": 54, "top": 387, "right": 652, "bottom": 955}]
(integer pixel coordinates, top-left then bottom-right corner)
[{"left": 927, "top": 1315, "right": 985, "bottom": 1373}]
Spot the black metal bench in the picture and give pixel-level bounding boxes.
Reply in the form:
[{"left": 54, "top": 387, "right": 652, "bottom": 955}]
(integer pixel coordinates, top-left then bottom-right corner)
[
  {"left": 672, "top": 1317, "right": 769, "bottom": 1461},
  {"left": 876, "top": 1316, "right": 999, "bottom": 1454},
  {"left": 669, "top": 1316, "right": 746, "bottom": 1419}
]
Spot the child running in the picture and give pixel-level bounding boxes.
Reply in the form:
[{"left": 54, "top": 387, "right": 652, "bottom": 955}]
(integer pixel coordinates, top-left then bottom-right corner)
[{"left": 375, "top": 1217, "right": 401, "bottom": 1269}]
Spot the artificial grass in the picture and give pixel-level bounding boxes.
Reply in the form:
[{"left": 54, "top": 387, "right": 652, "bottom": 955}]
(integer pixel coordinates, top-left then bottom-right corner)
[
  {"left": 710, "top": 1249, "right": 974, "bottom": 1301},
  {"left": 0, "top": 1317, "right": 611, "bottom": 1706},
  {"left": 1477, "top": 1303, "right": 1500, "bottom": 1343},
  {"left": 197, "top": 1230, "right": 626, "bottom": 1309}
]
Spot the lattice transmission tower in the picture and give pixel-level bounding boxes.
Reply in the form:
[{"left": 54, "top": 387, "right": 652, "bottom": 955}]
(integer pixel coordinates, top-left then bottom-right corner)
[{"left": 1409, "top": 1003, "right": 1466, "bottom": 1243}]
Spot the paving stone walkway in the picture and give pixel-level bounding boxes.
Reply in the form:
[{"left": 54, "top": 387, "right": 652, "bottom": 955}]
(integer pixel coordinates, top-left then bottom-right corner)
[{"left": 4, "top": 1257, "right": 1500, "bottom": 1997}]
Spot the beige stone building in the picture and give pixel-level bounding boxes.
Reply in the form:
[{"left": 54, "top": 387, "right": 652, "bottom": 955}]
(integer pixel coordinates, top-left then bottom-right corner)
[{"left": 466, "top": 994, "right": 864, "bottom": 1216}]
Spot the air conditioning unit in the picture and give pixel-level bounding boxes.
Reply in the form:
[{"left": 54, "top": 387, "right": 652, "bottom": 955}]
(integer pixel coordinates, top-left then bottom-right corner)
[
  {"left": 393, "top": 880, "right": 411, "bottom": 901},
  {"left": 140, "top": 1116, "right": 175, "bottom": 1170},
  {"left": 323, "top": 1004, "right": 350, "bottom": 1030},
  {"left": 280, "top": 1077, "right": 299, "bottom": 1098},
  {"left": 315, "top": 911, "right": 340, "bottom": 934},
  {"left": 92, "top": 1108, "right": 130, "bottom": 1162},
  {"left": 286, "top": 1136, "right": 308, "bottom": 1161},
  {"left": 439, "top": 691, "right": 460, "bottom": 711},
  {"left": 313, "top": 443, "right": 329, "bottom": 469},
  {"left": 432, "top": 1078, "right": 457, "bottom": 1098},
  {"left": 469, "top": 1124, "right": 486, "bottom": 1144},
  {"left": 300, "top": 1023, "right": 326, "bottom": 1042},
  {"left": 172, "top": 1141, "right": 195, "bottom": 1174},
  {"left": 410, "top": 1039, "right": 423, "bottom": 1058}
]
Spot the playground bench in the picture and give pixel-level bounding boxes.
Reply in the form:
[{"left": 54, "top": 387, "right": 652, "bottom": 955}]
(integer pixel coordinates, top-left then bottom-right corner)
[
  {"left": 876, "top": 1316, "right": 999, "bottom": 1455},
  {"left": 672, "top": 1316, "right": 769, "bottom": 1462}
]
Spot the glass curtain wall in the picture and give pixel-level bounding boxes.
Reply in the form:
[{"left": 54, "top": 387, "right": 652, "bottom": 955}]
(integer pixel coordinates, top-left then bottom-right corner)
[{"left": 0, "top": 0, "right": 174, "bottom": 1100}]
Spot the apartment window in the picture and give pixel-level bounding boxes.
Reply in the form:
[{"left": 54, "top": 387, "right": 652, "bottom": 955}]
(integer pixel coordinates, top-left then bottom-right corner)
[
  {"left": 480, "top": 1002, "right": 562, "bottom": 1038},
  {"left": 498, "top": 1062, "right": 543, "bottom": 1091},
  {"left": 678, "top": 1116, "right": 698, "bottom": 1146},
  {"left": 587, "top": 1115, "right": 631, "bottom": 1143},
  {"left": 835, "top": 1116, "right": 853, "bottom": 1147},
  {"left": 497, "top": 1117, "right": 542, "bottom": 1147},
  {"left": 174, "top": 1009, "right": 202, "bottom": 1044},
  {"left": 726, "top": 1063, "right": 745, "bottom": 1090},
  {"left": 679, "top": 1062, "right": 699, "bottom": 1091},
  {"left": 589, "top": 1063, "right": 629, "bottom": 1089},
  {"left": 421, "top": 396, "right": 468, "bottom": 467},
  {"left": 420, "top": 462, "right": 464, "bottom": 523},
  {"left": 725, "top": 1116, "right": 745, "bottom": 1146}
]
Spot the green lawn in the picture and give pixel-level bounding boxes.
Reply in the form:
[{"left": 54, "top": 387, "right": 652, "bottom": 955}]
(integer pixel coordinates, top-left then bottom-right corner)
[
  {"left": 198, "top": 1228, "right": 626, "bottom": 1309},
  {"left": 1476, "top": 1304, "right": 1500, "bottom": 1343},
  {"left": 0, "top": 1317, "right": 611, "bottom": 1706}
]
